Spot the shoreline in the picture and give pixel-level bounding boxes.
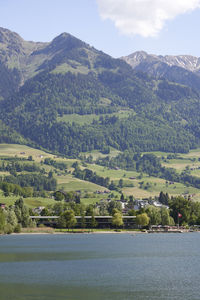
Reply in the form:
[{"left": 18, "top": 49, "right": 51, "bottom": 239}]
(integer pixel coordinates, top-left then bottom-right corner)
[{"left": 6, "top": 229, "right": 198, "bottom": 235}]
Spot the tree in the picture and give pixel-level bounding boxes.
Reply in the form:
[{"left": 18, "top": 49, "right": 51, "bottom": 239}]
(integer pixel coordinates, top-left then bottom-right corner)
[
  {"left": 128, "top": 209, "right": 136, "bottom": 216},
  {"left": 54, "top": 191, "right": 65, "bottom": 201},
  {"left": 112, "top": 212, "right": 123, "bottom": 228},
  {"left": 107, "top": 200, "right": 122, "bottom": 215},
  {"left": 159, "top": 191, "right": 169, "bottom": 205},
  {"left": 120, "top": 193, "right": 125, "bottom": 201},
  {"left": 90, "top": 212, "right": 98, "bottom": 229},
  {"left": 14, "top": 198, "right": 30, "bottom": 227},
  {"left": 75, "top": 194, "right": 80, "bottom": 204},
  {"left": 58, "top": 210, "right": 77, "bottom": 230},
  {"left": 85, "top": 204, "right": 94, "bottom": 216},
  {"left": 127, "top": 195, "right": 135, "bottom": 209},
  {"left": 2, "top": 182, "right": 11, "bottom": 197},
  {"left": 41, "top": 207, "right": 51, "bottom": 216},
  {"left": 169, "top": 196, "right": 190, "bottom": 225},
  {"left": 5, "top": 208, "right": 18, "bottom": 231},
  {"left": 99, "top": 200, "right": 109, "bottom": 216},
  {"left": 160, "top": 207, "right": 174, "bottom": 225},
  {"left": 0, "top": 208, "right": 5, "bottom": 233},
  {"left": 146, "top": 206, "right": 161, "bottom": 225},
  {"left": 136, "top": 213, "right": 149, "bottom": 227},
  {"left": 81, "top": 212, "right": 86, "bottom": 228},
  {"left": 109, "top": 181, "right": 117, "bottom": 190},
  {"left": 118, "top": 179, "right": 124, "bottom": 188},
  {"left": 53, "top": 202, "right": 64, "bottom": 215}
]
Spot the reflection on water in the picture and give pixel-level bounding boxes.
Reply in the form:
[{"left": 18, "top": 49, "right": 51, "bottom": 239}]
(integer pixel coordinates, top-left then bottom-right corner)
[{"left": 0, "top": 233, "right": 200, "bottom": 300}]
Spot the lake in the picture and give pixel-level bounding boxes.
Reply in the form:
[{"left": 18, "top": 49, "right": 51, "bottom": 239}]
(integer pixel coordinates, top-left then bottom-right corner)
[{"left": 0, "top": 233, "right": 200, "bottom": 300}]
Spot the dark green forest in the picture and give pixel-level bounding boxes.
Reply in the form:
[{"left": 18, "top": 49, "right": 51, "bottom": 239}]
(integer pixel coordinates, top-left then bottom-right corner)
[{"left": 1, "top": 27, "right": 200, "bottom": 157}]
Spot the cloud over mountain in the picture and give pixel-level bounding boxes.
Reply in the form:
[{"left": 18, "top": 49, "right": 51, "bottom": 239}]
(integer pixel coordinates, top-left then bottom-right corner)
[{"left": 97, "top": 0, "right": 200, "bottom": 37}]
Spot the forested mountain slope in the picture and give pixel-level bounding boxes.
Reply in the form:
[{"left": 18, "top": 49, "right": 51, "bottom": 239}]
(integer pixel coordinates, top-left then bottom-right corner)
[{"left": 0, "top": 28, "right": 200, "bottom": 156}]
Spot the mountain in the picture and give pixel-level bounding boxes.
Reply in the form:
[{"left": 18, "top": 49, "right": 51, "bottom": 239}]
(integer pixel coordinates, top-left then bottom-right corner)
[
  {"left": 122, "top": 51, "right": 200, "bottom": 72},
  {"left": 121, "top": 51, "right": 200, "bottom": 92},
  {"left": 0, "top": 28, "right": 200, "bottom": 156}
]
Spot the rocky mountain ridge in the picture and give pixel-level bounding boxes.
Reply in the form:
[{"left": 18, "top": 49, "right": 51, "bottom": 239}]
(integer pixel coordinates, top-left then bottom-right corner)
[
  {"left": 122, "top": 51, "right": 200, "bottom": 73},
  {"left": 122, "top": 51, "right": 200, "bottom": 92}
]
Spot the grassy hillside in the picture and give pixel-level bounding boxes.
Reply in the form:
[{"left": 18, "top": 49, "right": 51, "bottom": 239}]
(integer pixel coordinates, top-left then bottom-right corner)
[{"left": 1, "top": 144, "right": 200, "bottom": 209}]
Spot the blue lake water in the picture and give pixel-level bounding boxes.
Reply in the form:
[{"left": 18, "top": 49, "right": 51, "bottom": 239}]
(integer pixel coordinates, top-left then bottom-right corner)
[{"left": 0, "top": 233, "right": 200, "bottom": 300}]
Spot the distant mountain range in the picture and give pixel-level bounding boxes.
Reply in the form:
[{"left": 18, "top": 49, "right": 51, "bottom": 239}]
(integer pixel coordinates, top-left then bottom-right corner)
[
  {"left": 0, "top": 27, "right": 200, "bottom": 156},
  {"left": 122, "top": 51, "right": 200, "bottom": 92}
]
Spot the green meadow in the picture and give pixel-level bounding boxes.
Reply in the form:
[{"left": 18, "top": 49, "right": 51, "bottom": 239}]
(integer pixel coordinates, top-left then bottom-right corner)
[
  {"left": 1, "top": 144, "right": 200, "bottom": 207},
  {"left": 57, "top": 110, "right": 132, "bottom": 125}
]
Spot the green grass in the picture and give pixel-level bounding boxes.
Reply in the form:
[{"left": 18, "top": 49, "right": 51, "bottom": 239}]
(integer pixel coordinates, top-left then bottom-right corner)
[
  {"left": 83, "top": 148, "right": 121, "bottom": 160},
  {"left": 2, "top": 143, "right": 200, "bottom": 201},
  {"left": 86, "top": 163, "right": 139, "bottom": 179},
  {"left": 0, "top": 144, "right": 55, "bottom": 162},
  {"left": 23, "top": 197, "right": 57, "bottom": 208},
  {"left": 162, "top": 159, "right": 200, "bottom": 172},
  {"left": 81, "top": 197, "right": 100, "bottom": 205},
  {"left": 55, "top": 171, "right": 109, "bottom": 194},
  {"left": 190, "top": 169, "right": 200, "bottom": 177},
  {"left": 58, "top": 177, "right": 106, "bottom": 193},
  {"left": 58, "top": 114, "right": 99, "bottom": 125},
  {"left": 83, "top": 162, "right": 200, "bottom": 199},
  {"left": 57, "top": 110, "right": 132, "bottom": 125},
  {"left": 145, "top": 148, "right": 200, "bottom": 160},
  {"left": 181, "top": 148, "right": 200, "bottom": 159},
  {"left": 122, "top": 175, "right": 200, "bottom": 199},
  {"left": 0, "top": 192, "right": 57, "bottom": 208},
  {"left": 51, "top": 62, "right": 90, "bottom": 75}
]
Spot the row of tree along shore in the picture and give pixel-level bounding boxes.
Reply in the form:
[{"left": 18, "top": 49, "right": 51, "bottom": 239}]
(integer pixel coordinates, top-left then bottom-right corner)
[{"left": 1, "top": 194, "right": 200, "bottom": 234}]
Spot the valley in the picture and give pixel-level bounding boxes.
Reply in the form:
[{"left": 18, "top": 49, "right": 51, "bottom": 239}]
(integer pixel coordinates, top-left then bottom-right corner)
[{"left": 1, "top": 27, "right": 200, "bottom": 227}]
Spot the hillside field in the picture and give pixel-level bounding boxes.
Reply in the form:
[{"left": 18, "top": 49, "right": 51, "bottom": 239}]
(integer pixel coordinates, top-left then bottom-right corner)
[{"left": 1, "top": 144, "right": 200, "bottom": 208}]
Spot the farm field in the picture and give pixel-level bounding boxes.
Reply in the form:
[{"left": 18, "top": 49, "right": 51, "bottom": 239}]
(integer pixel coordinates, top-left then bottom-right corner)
[
  {"left": 58, "top": 176, "right": 107, "bottom": 192},
  {"left": 145, "top": 149, "right": 200, "bottom": 175},
  {"left": 0, "top": 191, "right": 56, "bottom": 208},
  {"left": 0, "top": 144, "right": 55, "bottom": 162},
  {"left": 87, "top": 163, "right": 200, "bottom": 199},
  {"left": 1, "top": 144, "right": 200, "bottom": 205}
]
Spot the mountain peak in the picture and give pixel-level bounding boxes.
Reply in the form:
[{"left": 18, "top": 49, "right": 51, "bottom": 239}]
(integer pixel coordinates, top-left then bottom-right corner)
[
  {"left": 122, "top": 50, "right": 200, "bottom": 73},
  {"left": 121, "top": 51, "right": 150, "bottom": 68},
  {"left": 0, "top": 27, "right": 23, "bottom": 43},
  {"left": 34, "top": 31, "right": 87, "bottom": 57}
]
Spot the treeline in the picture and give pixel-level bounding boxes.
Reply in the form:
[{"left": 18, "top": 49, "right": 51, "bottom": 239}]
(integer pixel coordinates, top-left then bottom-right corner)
[
  {"left": 148, "top": 194, "right": 200, "bottom": 226},
  {"left": 53, "top": 191, "right": 80, "bottom": 203},
  {"left": 43, "top": 158, "right": 68, "bottom": 170},
  {"left": 2, "top": 113, "right": 193, "bottom": 157},
  {"left": 0, "top": 160, "right": 42, "bottom": 174},
  {"left": 0, "top": 173, "right": 57, "bottom": 192},
  {"left": 0, "top": 181, "right": 34, "bottom": 197},
  {"left": 39, "top": 194, "right": 200, "bottom": 228},
  {"left": 0, "top": 198, "right": 34, "bottom": 234},
  {"left": 0, "top": 120, "right": 28, "bottom": 145}
]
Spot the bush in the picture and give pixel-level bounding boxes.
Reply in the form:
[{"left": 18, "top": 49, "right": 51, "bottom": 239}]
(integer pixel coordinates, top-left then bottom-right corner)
[
  {"left": 38, "top": 223, "right": 46, "bottom": 228},
  {"left": 14, "top": 224, "right": 21, "bottom": 233},
  {"left": 4, "top": 224, "right": 14, "bottom": 234}
]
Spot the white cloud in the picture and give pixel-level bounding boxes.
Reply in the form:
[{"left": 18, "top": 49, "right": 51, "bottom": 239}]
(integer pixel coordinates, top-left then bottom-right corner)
[{"left": 97, "top": 0, "right": 200, "bottom": 37}]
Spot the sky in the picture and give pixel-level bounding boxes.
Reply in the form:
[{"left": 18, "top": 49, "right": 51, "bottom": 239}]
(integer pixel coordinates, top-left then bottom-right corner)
[{"left": 1, "top": 0, "right": 200, "bottom": 58}]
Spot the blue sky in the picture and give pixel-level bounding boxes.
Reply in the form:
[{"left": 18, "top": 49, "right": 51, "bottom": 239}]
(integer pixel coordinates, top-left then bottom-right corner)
[{"left": 1, "top": 0, "right": 200, "bottom": 57}]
